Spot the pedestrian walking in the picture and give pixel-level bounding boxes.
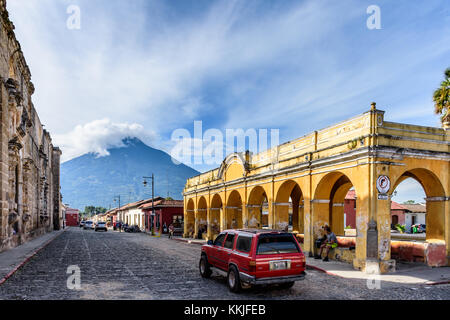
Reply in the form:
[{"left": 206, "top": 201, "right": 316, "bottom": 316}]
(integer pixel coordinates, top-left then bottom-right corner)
[{"left": 169, "top": 223, "right": 174, "bottom": 239}]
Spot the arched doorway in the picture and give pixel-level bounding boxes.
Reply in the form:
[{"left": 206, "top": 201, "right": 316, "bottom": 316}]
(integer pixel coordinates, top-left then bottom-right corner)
[
  {"left": 314, "top": 172, "right": 356, "bottom": 237},
  {"left": 226, "top": 190, "right": 243, "bottom": 229},
  {"left": 185, "top": 199, "right": 195, "bottom": 237},
  {"left": 210, "top": 194, "right": 222, "bottom": 237},
  {"left": 390, "top": 168, "right": 447, "bottom": 266},
  {"left": 197, "top": 197, "right": 207, "bottom": 239},
  {"left": 247, "top": 186, "right": 269, "bottom": 229},
  {"left": 391, "top": 169, "right": 446, "bottom": 241},
  {"left": 275, "top": 180, "right": 303, "bottom": 232}
]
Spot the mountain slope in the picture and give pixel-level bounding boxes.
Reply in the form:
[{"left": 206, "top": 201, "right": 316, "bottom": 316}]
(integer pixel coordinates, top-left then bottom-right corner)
[{"left": 60, "top": 137, "right": 199, "bottom": 210}]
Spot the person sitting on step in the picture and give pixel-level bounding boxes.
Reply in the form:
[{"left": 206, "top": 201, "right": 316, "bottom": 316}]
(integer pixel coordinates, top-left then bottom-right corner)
[{"left": 315, "top": 225, "right": 338, "bottom": 262}]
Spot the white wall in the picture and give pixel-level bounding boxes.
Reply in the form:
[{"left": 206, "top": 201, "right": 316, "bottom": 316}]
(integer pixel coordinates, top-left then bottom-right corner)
[
  {"left": 405, "top": 213, "right": 426, "bottom": 233},
  {"left": 125, "top": 208, "right": 145, "bottom": 229}
]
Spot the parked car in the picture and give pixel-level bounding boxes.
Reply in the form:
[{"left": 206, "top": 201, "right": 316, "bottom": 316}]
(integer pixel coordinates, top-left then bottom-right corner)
[
  {"left": 124, "top": 225, "right": 141, "bottom": 233},
  {"left": 79, "top": 221, "right": 85, "bottom": 228},
  {"left": 418, "top": 224, "right": 426, "bottom": 233},
  {"left": 83, "top": 221, "right": 94, "bottom": 230},
  {"left": 95, "top": 222, "right": 107, "bottom": 232},
  {"left": 199, "top": 229, "right": 306, "bottom": 292}
]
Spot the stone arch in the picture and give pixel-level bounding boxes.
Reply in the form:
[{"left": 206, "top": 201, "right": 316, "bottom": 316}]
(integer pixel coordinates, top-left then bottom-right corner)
[
  {"left": 247, "top": 185, "right": 269, "bottom": 228},
  {"left": 209, "top": 193, "right": 222, "bottom": 236},
  {"left": 390, "top": 168, "right": 446, "bottom": 241},
  {"left": 217, "top": 153, "right": 247, "bottom": 182},
  {"left": 313, "top": 172, "right": 357, "bottom": 238},
  {"left": 225, "top": 190, "right": 243, "bottom": 229},
  {"left": 275, "top": 180, "right": 303, "bottom": 232},
  {"left": 185, "top": 198, "right": 195, "bottom": 237},
  {"left": 196, "top": 196, "right": 208, "bottom": 238}
]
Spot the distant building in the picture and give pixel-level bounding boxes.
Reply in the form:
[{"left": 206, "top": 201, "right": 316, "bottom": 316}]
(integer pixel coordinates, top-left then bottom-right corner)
[
  {"left": 65, "top": 208, "right": 80, "bottom": 227},
  {"left": 397, "top": 203, "right": 426, "bottom": 232},
  {"left": 344, "top": 190, "right": 356, "bottom": 228},
  {"left": 344, "top": 191, "right": 423, "bottom": 232},
  {"left": 390, "top": 201, "right": 407, "bottom": 227},
  {"left": 139, "top": 199, "right": 184, "bottom": 233}
]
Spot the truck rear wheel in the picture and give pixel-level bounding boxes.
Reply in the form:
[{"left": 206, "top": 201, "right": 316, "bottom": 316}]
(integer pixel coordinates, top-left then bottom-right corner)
[
  {"left": 227, "top": 265, "right": 242, "bottom": 293},
  {"left": 199, "top": 255, "right": 212, "bottom": 278}
]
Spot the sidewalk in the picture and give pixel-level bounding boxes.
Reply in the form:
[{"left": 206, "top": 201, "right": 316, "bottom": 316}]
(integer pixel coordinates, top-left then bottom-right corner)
[
  {"left": 306, "top": 257, "right": 450, "bottom": 286},
  {"left": 0, "top": 228, "right": 66, "bottom": 285}
]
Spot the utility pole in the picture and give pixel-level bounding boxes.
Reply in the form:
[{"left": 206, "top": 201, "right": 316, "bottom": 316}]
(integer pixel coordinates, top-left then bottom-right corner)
[
  {"left": 114, "top": 195, "right": 121, "bottom": 232},
  {"left": 143, "top": 174, "right": 156, "bottom": 234}
]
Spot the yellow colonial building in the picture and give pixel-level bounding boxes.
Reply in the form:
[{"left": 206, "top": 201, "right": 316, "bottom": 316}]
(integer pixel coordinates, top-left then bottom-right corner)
[{"left": 183, "top": 104, "right": 449, "bottom": 273}]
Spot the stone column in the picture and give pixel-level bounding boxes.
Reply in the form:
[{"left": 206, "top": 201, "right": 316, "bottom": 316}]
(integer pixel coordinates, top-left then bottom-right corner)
[
  {"left": 51, "top": 147, "right": 61, "bottom": 231},
  {"left": 0, "top": 84, "right": 9, "bottom": 245},
  {"left": 310, "top": 199, "right": 330, "bottom": 256},
  {"left": 206, "top": 207, "right": 212, "bottom": 240}
]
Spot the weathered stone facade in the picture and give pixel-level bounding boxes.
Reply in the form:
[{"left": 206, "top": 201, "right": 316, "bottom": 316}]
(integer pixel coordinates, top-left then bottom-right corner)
[{"left": 0, "top": 1, "right": 62, "bottom": 253}]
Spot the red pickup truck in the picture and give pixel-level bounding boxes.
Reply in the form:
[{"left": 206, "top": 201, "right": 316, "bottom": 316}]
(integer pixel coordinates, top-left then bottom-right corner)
[{"left": 199, "top": 229, "right": 306, "bottom": 292}]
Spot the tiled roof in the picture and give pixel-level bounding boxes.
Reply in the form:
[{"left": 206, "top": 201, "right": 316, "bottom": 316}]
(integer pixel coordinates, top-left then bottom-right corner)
[
  {"left": 345, "top": 190, "right": 356, "bottom": 200},
  {"left": 401, "top": 203, "right": 426, "bottom": 213},
  {"left": 139, "top": 199, "right": 183, "bottom": 209},
  {"left": 391, "top": 201, "right": 407, "bottom": 210}
]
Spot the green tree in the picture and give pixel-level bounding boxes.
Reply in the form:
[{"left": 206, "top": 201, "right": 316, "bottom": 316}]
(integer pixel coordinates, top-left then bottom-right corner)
[
  {"left": 403, "top": 200, "right": 416, "bottom": 204},
  {"left": 433, "top": 67, "right": 450, "bottom": 124}
]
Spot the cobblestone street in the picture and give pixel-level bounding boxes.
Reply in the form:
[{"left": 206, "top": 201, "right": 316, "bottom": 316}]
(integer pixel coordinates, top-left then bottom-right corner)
[{"left": 0, "top": 228, "right": 448, "bottom": 300}]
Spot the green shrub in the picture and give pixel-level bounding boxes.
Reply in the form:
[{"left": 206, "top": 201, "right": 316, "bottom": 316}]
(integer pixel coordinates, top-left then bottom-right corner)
[{"left": 395, "top": 224, "right": 406, "bottom": 233}]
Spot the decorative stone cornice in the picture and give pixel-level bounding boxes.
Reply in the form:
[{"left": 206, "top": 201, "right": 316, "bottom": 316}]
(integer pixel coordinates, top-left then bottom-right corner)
[
  {"left": 8, "top": 136, "right": 22, "bottom": 152},
  {"left": 311, "top": 199, "right": 330, "bottom": 204}
]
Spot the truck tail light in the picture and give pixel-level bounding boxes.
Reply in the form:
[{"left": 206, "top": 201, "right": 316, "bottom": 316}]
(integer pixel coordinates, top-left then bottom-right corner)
[
  {"left": 297, "top": 255, "right": 306, "bottom": 268},
  {"left": 248, "top": 260, "right": 256, "bottom": 273}
]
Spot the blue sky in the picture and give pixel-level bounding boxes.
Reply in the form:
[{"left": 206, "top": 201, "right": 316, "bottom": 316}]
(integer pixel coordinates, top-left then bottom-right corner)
[{"left": 8, "top": 0, "right": 449, "bottom": 202}]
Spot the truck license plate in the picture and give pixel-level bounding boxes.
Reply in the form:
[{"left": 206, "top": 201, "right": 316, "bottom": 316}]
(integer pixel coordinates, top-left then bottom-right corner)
[{"left": 269, "top": 260, "right": 291, "bottom": 271}]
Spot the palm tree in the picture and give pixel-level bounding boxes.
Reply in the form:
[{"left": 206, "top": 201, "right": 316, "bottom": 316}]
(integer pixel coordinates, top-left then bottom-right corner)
[{"left": 433, "top": 67, "right": 450, "bottom": 125}]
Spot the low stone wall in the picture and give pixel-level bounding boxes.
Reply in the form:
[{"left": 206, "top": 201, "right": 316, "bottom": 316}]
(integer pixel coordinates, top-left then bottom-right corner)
[
  {"left": 330, "top": 247, "right": 355, "bottom": 263},
  {"left": 391, "top": 240, "right": 447, "bottom": 267},
  {"left": 0, "top": 226, "right": 51, "bottom": 253}
]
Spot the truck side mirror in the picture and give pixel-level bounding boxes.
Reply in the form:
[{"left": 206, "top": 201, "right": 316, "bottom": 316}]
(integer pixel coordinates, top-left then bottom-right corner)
[{"left": 207, "top": 240, "right": 214, "bottom": 245}]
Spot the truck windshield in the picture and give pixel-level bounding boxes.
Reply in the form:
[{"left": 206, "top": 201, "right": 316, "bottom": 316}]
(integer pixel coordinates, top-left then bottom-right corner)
[{"left": 257, "top": 234, "right": 300, "bottom": 255}]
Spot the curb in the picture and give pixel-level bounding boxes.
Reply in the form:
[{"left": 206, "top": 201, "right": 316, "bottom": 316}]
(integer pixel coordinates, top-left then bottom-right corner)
[
  {"left": 0, "top": 229, "right": 66, "bottom": 286},
  {"left": 425, "top": 280, "right": 450, "bottom": 286},
  {"left": 306, "top": 264, "right": 343, "bottom": 278},
  {"left": 171, "top": 238, "right": 205, "bottom": 246}
]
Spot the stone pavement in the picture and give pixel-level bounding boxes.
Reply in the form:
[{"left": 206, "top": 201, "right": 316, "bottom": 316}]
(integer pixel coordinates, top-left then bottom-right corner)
[
  {"left": 0, "top": 229, "right": 66, "bottom": 284},
  {"left": 0, "top": 228, "right": 448, "bottom": 300}
]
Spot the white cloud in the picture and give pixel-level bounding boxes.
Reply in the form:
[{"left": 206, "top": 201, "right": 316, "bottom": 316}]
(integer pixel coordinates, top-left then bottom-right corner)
[{"left": 53, "top": 119, "right": 154, "bottom": 162}]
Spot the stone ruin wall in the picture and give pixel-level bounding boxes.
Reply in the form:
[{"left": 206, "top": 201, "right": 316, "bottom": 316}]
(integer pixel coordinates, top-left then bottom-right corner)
[{"left": 0, "top": 0, "right": 62, "bottom": 252}]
